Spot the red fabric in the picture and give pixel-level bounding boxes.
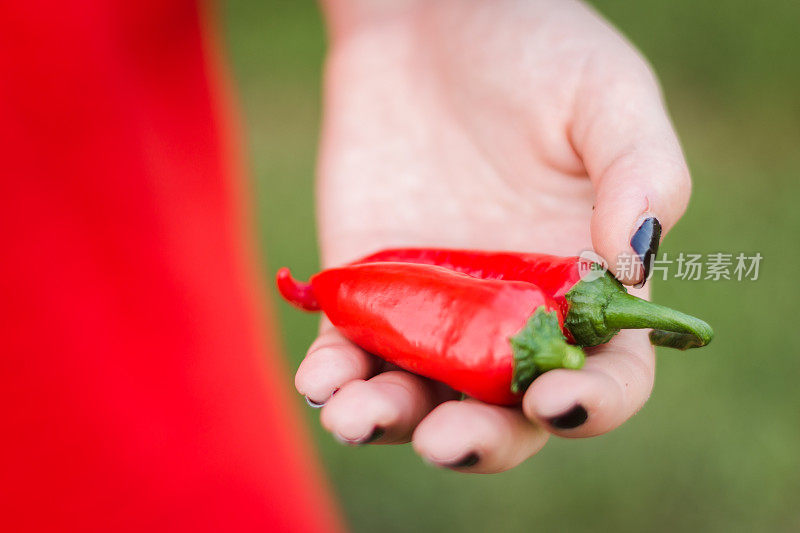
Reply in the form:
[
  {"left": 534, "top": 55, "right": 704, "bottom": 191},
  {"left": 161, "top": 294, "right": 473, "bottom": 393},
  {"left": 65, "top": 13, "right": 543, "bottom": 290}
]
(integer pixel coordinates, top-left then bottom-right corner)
[{"left": 0, "top": 1, "right": 341, "bottom": 531}]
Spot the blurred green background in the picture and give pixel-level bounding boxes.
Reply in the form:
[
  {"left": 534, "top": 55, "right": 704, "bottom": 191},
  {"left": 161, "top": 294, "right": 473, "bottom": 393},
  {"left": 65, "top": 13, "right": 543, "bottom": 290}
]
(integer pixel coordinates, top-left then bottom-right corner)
[{"left": 224, "top": 1, "right": 800, "bottom": 531}]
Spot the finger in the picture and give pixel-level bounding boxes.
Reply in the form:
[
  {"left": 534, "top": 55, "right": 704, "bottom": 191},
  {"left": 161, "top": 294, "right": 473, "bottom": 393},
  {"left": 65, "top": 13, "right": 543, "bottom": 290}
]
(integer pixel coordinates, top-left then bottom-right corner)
[
  {"left": 412, "top": 400, "right": 549, "bottom": 474},
  {"left": 320, "top": 371, "right": 455, "bottom": 445},
  {"left": 295, "top": 319, "right": 381, "bottom": 406},
  {"left": 570, "top": 53, "right": 691, "bottom": 286},
  {"left": 522, "top": 328, "right": 655, "bottom": 438}
]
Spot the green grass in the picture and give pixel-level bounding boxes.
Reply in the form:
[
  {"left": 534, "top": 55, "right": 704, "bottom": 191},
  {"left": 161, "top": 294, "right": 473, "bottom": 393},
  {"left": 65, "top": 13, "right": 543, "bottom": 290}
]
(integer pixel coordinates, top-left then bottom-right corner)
[{"left": 224, "top": 1, "right": 800, "bottom": 531}]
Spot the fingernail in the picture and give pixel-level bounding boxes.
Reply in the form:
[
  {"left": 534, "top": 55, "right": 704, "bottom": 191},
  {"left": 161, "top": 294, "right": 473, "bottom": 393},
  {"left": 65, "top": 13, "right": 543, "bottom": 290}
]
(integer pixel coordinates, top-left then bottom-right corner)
[
  {"left": 334, "top": 426, "right": 385, "bottom": 447},
  {"left": 630, "top": 217, "right": 662, "bottom": 288},
  {"left": 548, "top": 404, "right": 588, "bottom": 429},
  {"left": 305, "top": 396, "right": 326, "bottom": 408},
  {"left": 304, "top": 388, "right": 338, "bottom": 409},
  {"left": 442, "top": 452, "right": 480, "bottom": 469},
  {"left": 361, "top": 426, "right": 385, "bottom": 445}
]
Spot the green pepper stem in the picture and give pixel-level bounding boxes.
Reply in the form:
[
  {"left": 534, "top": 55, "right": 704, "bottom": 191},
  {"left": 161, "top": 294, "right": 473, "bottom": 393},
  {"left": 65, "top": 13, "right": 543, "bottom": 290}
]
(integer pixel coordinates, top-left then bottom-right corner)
[
  {"left": 564, "top": 272, "right": 714, "bottom": 349},
  {"left": 510, "top": 307, "right": 585, "bottom": 395},
  {"left": 605, "top": 291, "right": 714, "bottom": 350}
]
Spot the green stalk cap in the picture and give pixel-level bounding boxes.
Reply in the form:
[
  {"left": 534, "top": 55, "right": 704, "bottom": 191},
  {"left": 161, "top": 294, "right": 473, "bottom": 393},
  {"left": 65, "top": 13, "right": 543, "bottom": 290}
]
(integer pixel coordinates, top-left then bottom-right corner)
[{"left": 510, "top": 307, "right": 585, "bottom": 394}]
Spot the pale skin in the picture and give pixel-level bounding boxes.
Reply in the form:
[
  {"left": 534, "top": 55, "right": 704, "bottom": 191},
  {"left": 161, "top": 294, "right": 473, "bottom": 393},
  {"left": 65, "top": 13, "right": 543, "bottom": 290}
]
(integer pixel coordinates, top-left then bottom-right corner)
[{"left": 294, "top": 0, "right": 692, "bottom": 473}]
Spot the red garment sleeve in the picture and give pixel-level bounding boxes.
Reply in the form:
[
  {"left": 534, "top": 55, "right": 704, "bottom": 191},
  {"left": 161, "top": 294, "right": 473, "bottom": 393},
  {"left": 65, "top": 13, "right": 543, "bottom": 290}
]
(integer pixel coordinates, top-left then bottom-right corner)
[{"left": 0, "top": 1, "right": 342, "bottom": 531}]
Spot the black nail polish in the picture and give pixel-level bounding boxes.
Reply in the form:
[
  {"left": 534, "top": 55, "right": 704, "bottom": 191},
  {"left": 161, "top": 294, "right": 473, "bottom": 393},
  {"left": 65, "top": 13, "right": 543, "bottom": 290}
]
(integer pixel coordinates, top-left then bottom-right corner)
[
  {"left": 305, "top": 396, "right": 325, "bottom": 409},
  {"left": 548, "top": 404, "right": 588, "bottom": 429},
  {"left": 360, "top": 426, "right": 385, "bottom": 445},
  {"left": 630, "top": 217, "right": 662, "bottom": 288},
  {"left": 445, "top": 452, "right": 480, "bottom": 469}
]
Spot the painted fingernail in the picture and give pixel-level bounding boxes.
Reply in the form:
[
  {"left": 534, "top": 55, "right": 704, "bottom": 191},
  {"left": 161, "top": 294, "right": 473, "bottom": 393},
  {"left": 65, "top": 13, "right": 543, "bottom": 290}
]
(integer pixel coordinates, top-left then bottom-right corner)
[
  {"left": 548, "top": 404, "right": 588, "bottom": 429},
  {"left": 443, "top": 452, "right": 480, "bottom": 469},
  {"left": 305, "top": 396, "right": 326, "bottom": 408},
  {"left": 630, "top": 217, "right": 662, "bottom": 288},
  {"left": 360, "top": 426, "right": 385, "bottom": 445}
]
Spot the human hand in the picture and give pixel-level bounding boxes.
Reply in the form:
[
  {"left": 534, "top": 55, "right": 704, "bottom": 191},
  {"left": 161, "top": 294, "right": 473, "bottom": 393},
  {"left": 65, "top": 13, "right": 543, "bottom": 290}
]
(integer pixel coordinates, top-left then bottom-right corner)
[{"left": 295, "top": 0, "right": 691, "bottom": 473}]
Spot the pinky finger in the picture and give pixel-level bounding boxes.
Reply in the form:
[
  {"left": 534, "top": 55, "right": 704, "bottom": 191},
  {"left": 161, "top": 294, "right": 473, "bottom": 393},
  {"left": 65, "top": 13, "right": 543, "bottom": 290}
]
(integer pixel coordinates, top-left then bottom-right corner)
[{"left": 295, "top": 319, "right": 381, "bottom": 405}]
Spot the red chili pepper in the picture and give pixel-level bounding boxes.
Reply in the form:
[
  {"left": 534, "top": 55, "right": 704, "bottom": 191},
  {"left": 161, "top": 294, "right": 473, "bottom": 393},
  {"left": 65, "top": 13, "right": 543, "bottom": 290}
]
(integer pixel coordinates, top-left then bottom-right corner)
[
  {"left": 353, "top": 248, "right": 713, "bottom": 349},
  {"left": 277, "top": 263, "right": 585, "bottom": 405}
]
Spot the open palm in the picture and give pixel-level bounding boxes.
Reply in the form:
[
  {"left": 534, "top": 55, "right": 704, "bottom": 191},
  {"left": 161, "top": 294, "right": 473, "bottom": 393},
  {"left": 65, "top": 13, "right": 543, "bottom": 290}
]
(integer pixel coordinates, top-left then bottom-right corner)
[{"left": 297, "top": 0, "right": 691, "bottom": 473}]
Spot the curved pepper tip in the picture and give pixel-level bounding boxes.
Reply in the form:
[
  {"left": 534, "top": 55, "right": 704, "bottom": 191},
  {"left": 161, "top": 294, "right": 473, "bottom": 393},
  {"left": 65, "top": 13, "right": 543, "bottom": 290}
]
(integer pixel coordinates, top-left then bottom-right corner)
[
  {"left": 649, "top": 323, "right": 714, "bottom": 350},
  {"left": 276, "top": 267, "right": 320, "bottom": 311}
]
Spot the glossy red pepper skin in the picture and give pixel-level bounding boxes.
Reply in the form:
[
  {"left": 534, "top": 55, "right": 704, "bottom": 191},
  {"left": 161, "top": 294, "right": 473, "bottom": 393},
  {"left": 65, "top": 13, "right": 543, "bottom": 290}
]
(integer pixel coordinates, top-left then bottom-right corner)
[
  {"left": 281, "top": 263, "right": 565, "bottom": 405},
  {"left": 355, "top": 249, "right": 582, "bottom": 331},
  {"left": 352, "top": 248, "right": 715, "bottom": 350}
]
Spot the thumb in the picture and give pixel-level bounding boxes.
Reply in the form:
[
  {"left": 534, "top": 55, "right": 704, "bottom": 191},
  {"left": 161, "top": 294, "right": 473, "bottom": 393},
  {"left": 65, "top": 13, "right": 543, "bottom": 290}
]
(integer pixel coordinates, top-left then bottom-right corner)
[{"left": 571, "top": 59, "right": 691, "bottom": 287}]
